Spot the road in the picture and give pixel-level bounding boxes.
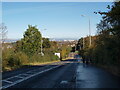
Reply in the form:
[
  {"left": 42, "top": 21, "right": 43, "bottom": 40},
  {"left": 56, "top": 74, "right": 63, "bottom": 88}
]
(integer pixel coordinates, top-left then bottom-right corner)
[{"left": 1, "top": 59, "right": 120, "bottom": 89}]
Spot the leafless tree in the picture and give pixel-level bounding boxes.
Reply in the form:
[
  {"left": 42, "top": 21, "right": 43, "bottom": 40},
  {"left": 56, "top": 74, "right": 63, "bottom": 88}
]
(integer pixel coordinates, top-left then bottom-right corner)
[{"left": 0, "top": 23, "right": 7, "bottom": 44}]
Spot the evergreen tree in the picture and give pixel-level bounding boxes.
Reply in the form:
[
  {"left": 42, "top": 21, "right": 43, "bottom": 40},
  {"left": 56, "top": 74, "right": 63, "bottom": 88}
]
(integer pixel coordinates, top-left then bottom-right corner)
[{"left": 21, "top": 25, "right": 42, "bottom": 55}]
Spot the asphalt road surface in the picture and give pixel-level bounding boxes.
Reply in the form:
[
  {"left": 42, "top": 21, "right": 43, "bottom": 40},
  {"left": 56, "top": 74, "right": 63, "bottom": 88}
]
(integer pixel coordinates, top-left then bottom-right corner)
[{"left": 1, "top": 59, "right": 120, "bottom": 89}]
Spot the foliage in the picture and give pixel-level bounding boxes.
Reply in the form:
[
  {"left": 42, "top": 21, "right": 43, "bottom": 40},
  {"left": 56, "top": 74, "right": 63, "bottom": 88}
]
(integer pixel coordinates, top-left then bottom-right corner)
[
  {"left": 2, "top": 25, "right": 66, "bottom": 71},
  {"left": 2, "top": 23, "right": 72, "bottom": 71},
  {"left": 18, "top": 25, "right": 42, "bottom": 55},
  {"left": 42, "top": 38, "right": 51, "bottom": 48},
  {"left": 60, "top": 45, "right": 71, "bottom": 59},
  {"left": 30, "top": 53, "right": 59, "bottom": 63},
  {"left": 94, "top": 1, "right": 120, "bottom": 65},
  {"left": 2, "top": 48, "right": 13, "bottom": 70},
  {"left": 77, "top": 2, "right": 120, "bottom": 67},
  {"left": 2, "top": 48, "right": 28, "bottom": 71}
]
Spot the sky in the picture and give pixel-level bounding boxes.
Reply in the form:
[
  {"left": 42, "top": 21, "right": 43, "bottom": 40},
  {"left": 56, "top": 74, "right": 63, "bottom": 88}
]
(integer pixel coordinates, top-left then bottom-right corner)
[{"left": 2, "top": 2, "right": 113, "bottom": 39}]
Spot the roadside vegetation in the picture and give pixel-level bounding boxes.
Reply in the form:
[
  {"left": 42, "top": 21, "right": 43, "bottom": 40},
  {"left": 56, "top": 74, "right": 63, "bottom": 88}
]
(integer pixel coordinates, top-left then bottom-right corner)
[
  {"left": 76, "top": 1, "right": 120, "bottom": 76},
  {"left": 2, "top": 25, "right": 71, "bottom": 71}
]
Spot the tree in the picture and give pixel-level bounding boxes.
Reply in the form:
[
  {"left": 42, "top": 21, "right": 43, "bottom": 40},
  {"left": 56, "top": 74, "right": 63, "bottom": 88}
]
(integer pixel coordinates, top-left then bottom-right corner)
[
  {"left": 20, "top": 25, "right": 42, "bottom": 55},
  {"left": 96, "top": 1, "right": 120, "bottom": 65},
  {"left": 80, "top": 1, "right": 120, "bottom": 65},
  {"left": 49, "top": 41, "right": 58, "bottom": 53},
  {"left": 42, "top": 38, "right": 51, "bottom": 48},
  {"left": 0, "top": 23, "right": 7, "bottom": 68},
  {"left": 61, "top": 46, "right": 67, "bottom": 59}
]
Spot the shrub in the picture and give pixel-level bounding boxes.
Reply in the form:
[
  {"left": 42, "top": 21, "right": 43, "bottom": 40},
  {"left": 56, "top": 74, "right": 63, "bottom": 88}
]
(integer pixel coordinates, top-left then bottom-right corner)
[
  {"left": 2, "top": 48, "right": 14, "bottom": 70},
  {"left": 7, "top": 52, "right": 28, "bottom": 67},
  {"left": 50, "top": 55, "right": 59, "bottom": 61},
  {"left": 30, "top": 53, "right": 43, "bottom": 63},
  {"left": 30, "top": 53, "right": 59, "bottom": 63},
  {"left": 2, "top": 48, "right": 29, "bottom": 70},
  {"left": 13, "top": 52, "right": 29, "bottom": 66}
]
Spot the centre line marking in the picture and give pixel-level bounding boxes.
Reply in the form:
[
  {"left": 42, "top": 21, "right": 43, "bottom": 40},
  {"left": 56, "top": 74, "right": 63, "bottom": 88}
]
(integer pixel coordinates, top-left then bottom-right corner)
[{"left": 3, "top": 80, "right": 13, "bottom": 84}]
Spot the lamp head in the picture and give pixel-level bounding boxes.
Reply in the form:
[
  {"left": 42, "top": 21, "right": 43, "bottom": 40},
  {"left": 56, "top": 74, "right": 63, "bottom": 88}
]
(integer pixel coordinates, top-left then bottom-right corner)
[{"left": 81, "top": 15, "right": 85, "bottom": 17}]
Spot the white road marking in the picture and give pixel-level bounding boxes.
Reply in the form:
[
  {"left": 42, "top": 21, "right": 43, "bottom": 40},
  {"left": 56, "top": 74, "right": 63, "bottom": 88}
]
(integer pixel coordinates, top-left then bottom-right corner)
[
  {"left": 1, "top": 65, "right": 61, "bottom": 89},
  {"left": 60, "top": 80, "right": 68, "bottom": 84},
  {"left": 3, "top": 80, "right": 13, "bottom": 84},
  {"left": 14, "top": 76, "right": 24, "bottom": 79},
  {"left": 20, "top": 73, "right": 29, "bottom": 75}
]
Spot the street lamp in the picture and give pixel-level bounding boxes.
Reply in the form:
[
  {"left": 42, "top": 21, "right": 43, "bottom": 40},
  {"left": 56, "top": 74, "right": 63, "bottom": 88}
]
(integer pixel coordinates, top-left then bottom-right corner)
[
  {"left": 40, "top": 29, "right": 46, "bottom": 56},
  {"left": 81, "top": 15, "right": 92, "bottom": 47}
]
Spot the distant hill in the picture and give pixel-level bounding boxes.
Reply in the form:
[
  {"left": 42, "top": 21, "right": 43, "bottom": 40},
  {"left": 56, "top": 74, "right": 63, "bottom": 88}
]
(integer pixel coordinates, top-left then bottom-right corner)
[
  {"left": 4, "top": 38, "right": 78, "bottom": 43},
  {"left": 50, "top": 38, "right": 78, "bottom": 41},
  {"left": 4, "top": 39, "right": 20, "bottom": 43}
]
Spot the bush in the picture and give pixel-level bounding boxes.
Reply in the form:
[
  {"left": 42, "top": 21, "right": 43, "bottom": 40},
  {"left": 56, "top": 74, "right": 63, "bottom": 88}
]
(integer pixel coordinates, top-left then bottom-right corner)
[
  {"left": 42, "top": 54, "right": 51, "bottom": 62},
  {"left": 2, "top": 48, "right": 14, "bottom": 70},
  {"left": 7, "top": 52, "right": 28, "bottom": 67},
  {"left": 2, "top": 48, "right": 29, "bottom": 70},
  {"left": 14, "top": 52, "right": 28, "bottom": 65},
  {"left": 30, "top": 53, "right": 43, "bottom": 63},
  {"left": 30, "top": 53, "right": 59, "bottom": 63},
  {"left": 50, "top": 55, "right": 59, "bottom": 61}
]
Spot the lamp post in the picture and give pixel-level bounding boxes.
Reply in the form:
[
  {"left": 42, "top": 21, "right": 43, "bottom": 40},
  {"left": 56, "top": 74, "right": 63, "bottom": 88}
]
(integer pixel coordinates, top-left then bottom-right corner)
[
  {"left": 81, "top": 15, "right": 92, "bottom": 47},
  {"left": 83, "top": 37, "right": 84, "bottom": 49},
  {"left": 41, "top": 38, "right": 44, "bottom": 56},
  {"left": 40, "top": 29, "right": 46, "bottom": 56}
]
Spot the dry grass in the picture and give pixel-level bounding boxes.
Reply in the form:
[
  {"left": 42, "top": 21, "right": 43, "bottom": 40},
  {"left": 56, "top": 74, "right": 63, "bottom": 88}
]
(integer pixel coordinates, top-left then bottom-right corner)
[
  {"left": 27, "top": 60, "right": 60, "bottom": 66},
  {"left": 62, "top": 57, "right": 73, "bottom": 60}
]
